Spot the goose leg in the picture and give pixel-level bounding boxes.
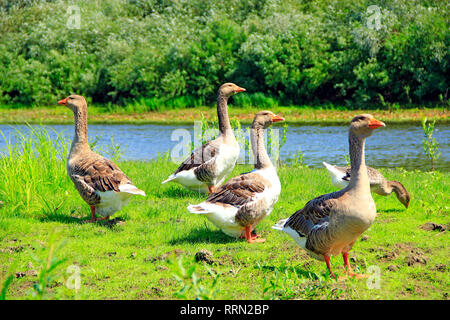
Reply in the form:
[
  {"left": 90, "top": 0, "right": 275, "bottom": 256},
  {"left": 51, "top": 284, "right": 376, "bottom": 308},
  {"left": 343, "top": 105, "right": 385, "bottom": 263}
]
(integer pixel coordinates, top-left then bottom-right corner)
[
  {"left": 87, "top": 206, "right": 110, "bottom": 223},
  {"left": 342, "top": 252, "right": 355, "bottom": 277},
  {"left": 244, "top": 226, "right": 265, "bottom": 243},
  {"left": 88, "top": 206, "right": 97, "bottom": 223},
  {"left": 324, "top": 255, "right": 336, "bottom": 279},
  {"left": 341, "top": 252, "right": 369, "bottom": 279},
  {"left": 240, "top": 229, "right": 259, "bottom": 239}
]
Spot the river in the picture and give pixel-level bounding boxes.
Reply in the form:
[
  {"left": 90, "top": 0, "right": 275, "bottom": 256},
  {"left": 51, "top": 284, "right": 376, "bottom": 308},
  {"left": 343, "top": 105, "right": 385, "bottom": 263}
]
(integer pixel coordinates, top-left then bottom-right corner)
[{"left": 0, "top": 123, "right": 448, "bottom": 171}]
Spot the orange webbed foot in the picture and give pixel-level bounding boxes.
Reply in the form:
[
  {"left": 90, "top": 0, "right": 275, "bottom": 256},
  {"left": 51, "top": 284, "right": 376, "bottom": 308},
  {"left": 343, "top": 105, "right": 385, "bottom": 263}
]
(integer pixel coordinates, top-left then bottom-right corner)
[
  {"left": 247, "top": 237, "right": 266, "bottom": 243},
  {"left": 243, "top": 227, "right": 265, "bottom": 243}
]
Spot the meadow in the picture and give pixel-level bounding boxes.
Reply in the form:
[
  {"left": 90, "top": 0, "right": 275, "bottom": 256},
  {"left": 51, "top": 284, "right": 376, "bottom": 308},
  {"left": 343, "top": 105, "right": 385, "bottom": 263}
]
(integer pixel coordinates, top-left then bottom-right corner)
[
  {"left": 1, "top": 0, "right": 447, "bottom": 301},
  {"left": 0, "top": 127, "right": 448, "bottom": 300}
]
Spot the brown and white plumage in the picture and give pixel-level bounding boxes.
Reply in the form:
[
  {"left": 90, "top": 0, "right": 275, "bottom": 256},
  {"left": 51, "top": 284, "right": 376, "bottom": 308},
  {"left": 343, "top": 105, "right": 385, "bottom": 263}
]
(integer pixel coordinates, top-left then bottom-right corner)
[
  {"left": 322, "top": 162, "right": 410, "bottom": 208},
  {"left": 58, "top": 95, "right": 145, "bottom": 222},
  {"left": 162, "top": 83, "right": 245, "bottom": 193},
  {"left": 274, "top": 114, "right": 385, "bottom": 278},
  {"left": 188, "top": 111, "right": 284, "bottom": 243}
]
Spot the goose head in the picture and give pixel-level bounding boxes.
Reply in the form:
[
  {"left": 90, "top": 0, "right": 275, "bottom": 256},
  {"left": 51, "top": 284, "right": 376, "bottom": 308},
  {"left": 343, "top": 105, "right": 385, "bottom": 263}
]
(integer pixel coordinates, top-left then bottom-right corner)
[
  {"left": 399, "top": 190, "right": 411, "bottom": 209},
  {"left": 350, "top": 114, "right": 385, "bottom": 138},
  {"left": 253, "top": 110, "right": 285, "bottom": 129},
  {"left": 58, "top": 95, "right": 87, "bottom": 112},
  {"left": 219, "top": 83, "right": 246, "bottom": 97}
]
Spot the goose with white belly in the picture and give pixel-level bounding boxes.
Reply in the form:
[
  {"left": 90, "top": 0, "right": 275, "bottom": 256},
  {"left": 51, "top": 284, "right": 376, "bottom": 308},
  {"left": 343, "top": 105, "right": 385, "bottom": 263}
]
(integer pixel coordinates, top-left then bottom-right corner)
[
  {"left": 162, "top": 83, "right": 245, "bottom": 194},
  {"left": 322, "top": 162, "right": 410, "bottom": 208},
  {"left": 273, "top": 114, "right": 385, "bottom": 279},
  {"left": 58, "top": 95, "right": 145, "bottom": 223},
  {"left": 188, "top": 111, "right": 284, "bottom": 243}
]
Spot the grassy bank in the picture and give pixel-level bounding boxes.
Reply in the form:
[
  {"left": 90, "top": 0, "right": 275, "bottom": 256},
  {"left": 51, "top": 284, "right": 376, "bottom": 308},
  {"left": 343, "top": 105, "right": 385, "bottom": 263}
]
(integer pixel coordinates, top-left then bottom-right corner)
[
  {"left": 0, "top": 129, "right": 448, "bottom": 300},
  {"left": 0, "top": 105, "right": 448, "bottom": 125}
]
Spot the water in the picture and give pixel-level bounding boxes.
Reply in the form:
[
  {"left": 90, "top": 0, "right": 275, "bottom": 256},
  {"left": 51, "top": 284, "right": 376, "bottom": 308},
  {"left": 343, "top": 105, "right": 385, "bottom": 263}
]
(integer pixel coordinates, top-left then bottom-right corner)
[{"left": 0, "top": 123, "right": 448, "bottom": 171}]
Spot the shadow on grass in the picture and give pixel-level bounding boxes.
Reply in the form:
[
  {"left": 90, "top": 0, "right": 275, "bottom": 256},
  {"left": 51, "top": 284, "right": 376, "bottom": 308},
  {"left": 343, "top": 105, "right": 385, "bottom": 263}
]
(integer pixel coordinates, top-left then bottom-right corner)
[
  {"left": 38, "top": 212, "right": 126, "bottom": 228},
  {"left": 169, "top": 228, "right": 241, "bottom": 245},
  {"left": 157, "top": 187, "right": 206, "bottom": 199},
  {"left": 379, "top": 208, "right": 405, "bottom": 214}
]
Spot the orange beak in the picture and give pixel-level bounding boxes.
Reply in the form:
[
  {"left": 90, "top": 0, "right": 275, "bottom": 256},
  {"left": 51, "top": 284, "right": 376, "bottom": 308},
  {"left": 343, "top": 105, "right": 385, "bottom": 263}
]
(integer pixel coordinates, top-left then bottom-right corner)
[
  {"left": 58, "top": 98, "right": 68, "bottom": 105},
  {"left": 272, "top": 115, "right": 285, "bottom": 123},
  {"left": 235, "top": 87, "right": 246, "bottom": 93},
  {"left": 368, "top": 118, "right": 385, "bottom": 129}
]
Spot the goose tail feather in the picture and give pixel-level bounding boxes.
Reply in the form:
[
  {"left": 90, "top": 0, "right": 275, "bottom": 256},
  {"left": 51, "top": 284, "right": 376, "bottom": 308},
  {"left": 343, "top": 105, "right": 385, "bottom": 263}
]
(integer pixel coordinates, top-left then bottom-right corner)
[
  {"left": 322, "top": 161, "right": 345, "bottom": 178},
  {"left": 162, "top": 174, "right": 176, "bottom": 184},
  {"left": 272, "top": 218, "right": 288, "bottom": 231},
  {"left": 119, "top": 184, "right": 146, "bottom": 196},
  {"left": 187, "top": 203, "right": 211, "bottom": 214}
]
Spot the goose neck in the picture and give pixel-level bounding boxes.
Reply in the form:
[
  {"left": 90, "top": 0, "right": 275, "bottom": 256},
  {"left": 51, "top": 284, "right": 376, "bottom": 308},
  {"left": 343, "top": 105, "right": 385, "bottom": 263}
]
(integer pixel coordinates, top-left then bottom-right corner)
[
  {"left": 217, "top": 93, "right": 232, "bottom": 136},
  {"left": 70, "top": 107, "right": 90, "bottom": 157},
  {"left": 347, "top": 131, "right": 369, "bottom": 193},
  {"left": 251, "top": 125, "right": 272, "bottom": 170}
]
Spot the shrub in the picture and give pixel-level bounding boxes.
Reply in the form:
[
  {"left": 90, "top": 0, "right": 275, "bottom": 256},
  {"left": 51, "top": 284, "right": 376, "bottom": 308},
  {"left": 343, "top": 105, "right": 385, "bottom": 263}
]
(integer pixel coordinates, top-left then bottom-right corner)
[{"left": 0, "top": 0, "right": 447, "bottom": 107}]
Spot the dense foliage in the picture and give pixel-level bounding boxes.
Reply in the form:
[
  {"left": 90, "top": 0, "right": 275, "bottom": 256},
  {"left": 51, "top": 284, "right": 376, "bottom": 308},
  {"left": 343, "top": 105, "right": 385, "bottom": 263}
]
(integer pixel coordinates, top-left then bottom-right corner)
[{"left": 0, "top": 0, "right": 448, "bottom": 108}]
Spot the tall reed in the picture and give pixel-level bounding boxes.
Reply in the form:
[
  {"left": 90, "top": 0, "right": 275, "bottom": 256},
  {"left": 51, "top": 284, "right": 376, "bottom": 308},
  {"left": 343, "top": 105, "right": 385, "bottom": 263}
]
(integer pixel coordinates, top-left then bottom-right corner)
[
  {"left": 0, "top": 126, "right": 128, "bottom": 217},
  {"left": 0, "top": 126, "right": 70, "bottom": 217}
]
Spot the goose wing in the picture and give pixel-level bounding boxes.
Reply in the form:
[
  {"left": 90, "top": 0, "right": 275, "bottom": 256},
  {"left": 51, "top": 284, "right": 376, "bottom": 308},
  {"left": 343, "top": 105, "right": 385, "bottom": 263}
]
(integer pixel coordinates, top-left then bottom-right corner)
[
  {"left": 284, "top": 191, "right": 342, "bottom": 237},
  {"left": 70, "top": 155, "right": 139, "bottom": 204},
  {"left": 71, "top": 156, "right": 131, "bottom": 192},
  {"left": 206, "top": 173, "right": 266, "bottom": 207},
  {"left": 172, "top": 140, "right": 220, "bottom": 182},
  {"left": 341, "top": 166, "right": 385, "bottom": 185},
  {"left": 205, "top": 172, "right": 271, "bottom": 226}
]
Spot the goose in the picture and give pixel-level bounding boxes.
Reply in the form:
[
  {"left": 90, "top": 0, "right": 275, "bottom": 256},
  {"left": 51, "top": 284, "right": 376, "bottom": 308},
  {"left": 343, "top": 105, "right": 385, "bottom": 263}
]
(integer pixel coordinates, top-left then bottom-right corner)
[
  {"left": 273, "top": 114, "right": 385, "bottom": 279},
  {"left": 162, "top": 83, "right": 245, "bottom": 194},
  {"left": 58, "top": 95, "right": 145, "bottom": 223},
  {"left": 322, "top": 162, "right": 410, "bottom": 208},
  {"left": 187, "top": 111, "right": 284, "bottom": 243}
]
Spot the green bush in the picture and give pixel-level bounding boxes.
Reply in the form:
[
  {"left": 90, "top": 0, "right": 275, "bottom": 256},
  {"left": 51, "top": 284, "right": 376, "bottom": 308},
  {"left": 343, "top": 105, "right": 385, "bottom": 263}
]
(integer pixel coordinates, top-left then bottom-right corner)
[{"left": 0, "top": 0, "right": 447, "bottom": 107}]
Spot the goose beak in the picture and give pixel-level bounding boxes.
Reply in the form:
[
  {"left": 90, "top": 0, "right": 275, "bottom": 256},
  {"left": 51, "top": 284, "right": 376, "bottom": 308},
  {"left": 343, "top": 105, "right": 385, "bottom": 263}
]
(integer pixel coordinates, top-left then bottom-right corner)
[
  {"left": 272, "top": 115, "right": 285, "bottom": 123},
  {"left": 369, "top": 118, "right": 385, "bottom": 129},
  {"left": 58, "top": 98, "right": 68, "bottom": 105},
  {"left": 235, "top": 87, "right": 246, "bottom": 93}
]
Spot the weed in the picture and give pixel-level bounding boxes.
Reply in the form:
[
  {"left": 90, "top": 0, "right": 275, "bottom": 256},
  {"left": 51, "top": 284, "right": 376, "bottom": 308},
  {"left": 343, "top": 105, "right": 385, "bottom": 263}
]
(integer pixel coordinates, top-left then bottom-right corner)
[
  {"left": 289, "top": 147, "right": 307, "bottom": 168},
  {"left": 170, "top": 256, "right": 220, "bottom": 300},
  {"left": 28, "top": 234, "right": 68, "bottom": 300},
  {"left": 421, "top": 117, "right": 441, "bottom": 171}
]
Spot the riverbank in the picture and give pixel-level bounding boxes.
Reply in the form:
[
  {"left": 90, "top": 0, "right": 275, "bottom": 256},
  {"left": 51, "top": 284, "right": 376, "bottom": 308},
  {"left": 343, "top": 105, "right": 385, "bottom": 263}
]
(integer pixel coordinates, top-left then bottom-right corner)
[{"left": 0, "top": 106, "right": 448, "bottom": 125}]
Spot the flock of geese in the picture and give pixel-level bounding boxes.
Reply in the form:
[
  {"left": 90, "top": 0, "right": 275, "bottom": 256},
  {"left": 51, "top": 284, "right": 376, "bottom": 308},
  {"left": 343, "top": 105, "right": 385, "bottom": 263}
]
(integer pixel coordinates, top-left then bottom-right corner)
[{"left": 57, "top": 82, "right": 410, "bottom": 279}]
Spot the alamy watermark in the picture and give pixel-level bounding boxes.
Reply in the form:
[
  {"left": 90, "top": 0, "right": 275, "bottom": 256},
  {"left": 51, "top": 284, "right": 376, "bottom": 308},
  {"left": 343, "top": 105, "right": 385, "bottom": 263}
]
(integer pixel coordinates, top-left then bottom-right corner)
[
  {"left": 366, "top": 265, "right": 381, "bottom": 289},
  {"left": 366, "top": 5, "right": 382, "bottom": 30},
  {"left": 66, "top": 5, "right": 81, "bottom": 29},
  {"left": 66, "top": 265, "right": 81, "bottom": 290},
  {"left": 169, "top": 122, "right": 283, "bottom": 166}
]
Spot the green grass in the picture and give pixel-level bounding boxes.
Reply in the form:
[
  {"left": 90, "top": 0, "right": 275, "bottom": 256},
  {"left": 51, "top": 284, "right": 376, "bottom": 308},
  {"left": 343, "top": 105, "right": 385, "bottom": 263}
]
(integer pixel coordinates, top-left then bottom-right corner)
[
  {"left": 0, "top": 104, "right": 448, "bottom": 125},
  {"left": 0, "top": 128, "right": 448, "bottom": 300}
]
